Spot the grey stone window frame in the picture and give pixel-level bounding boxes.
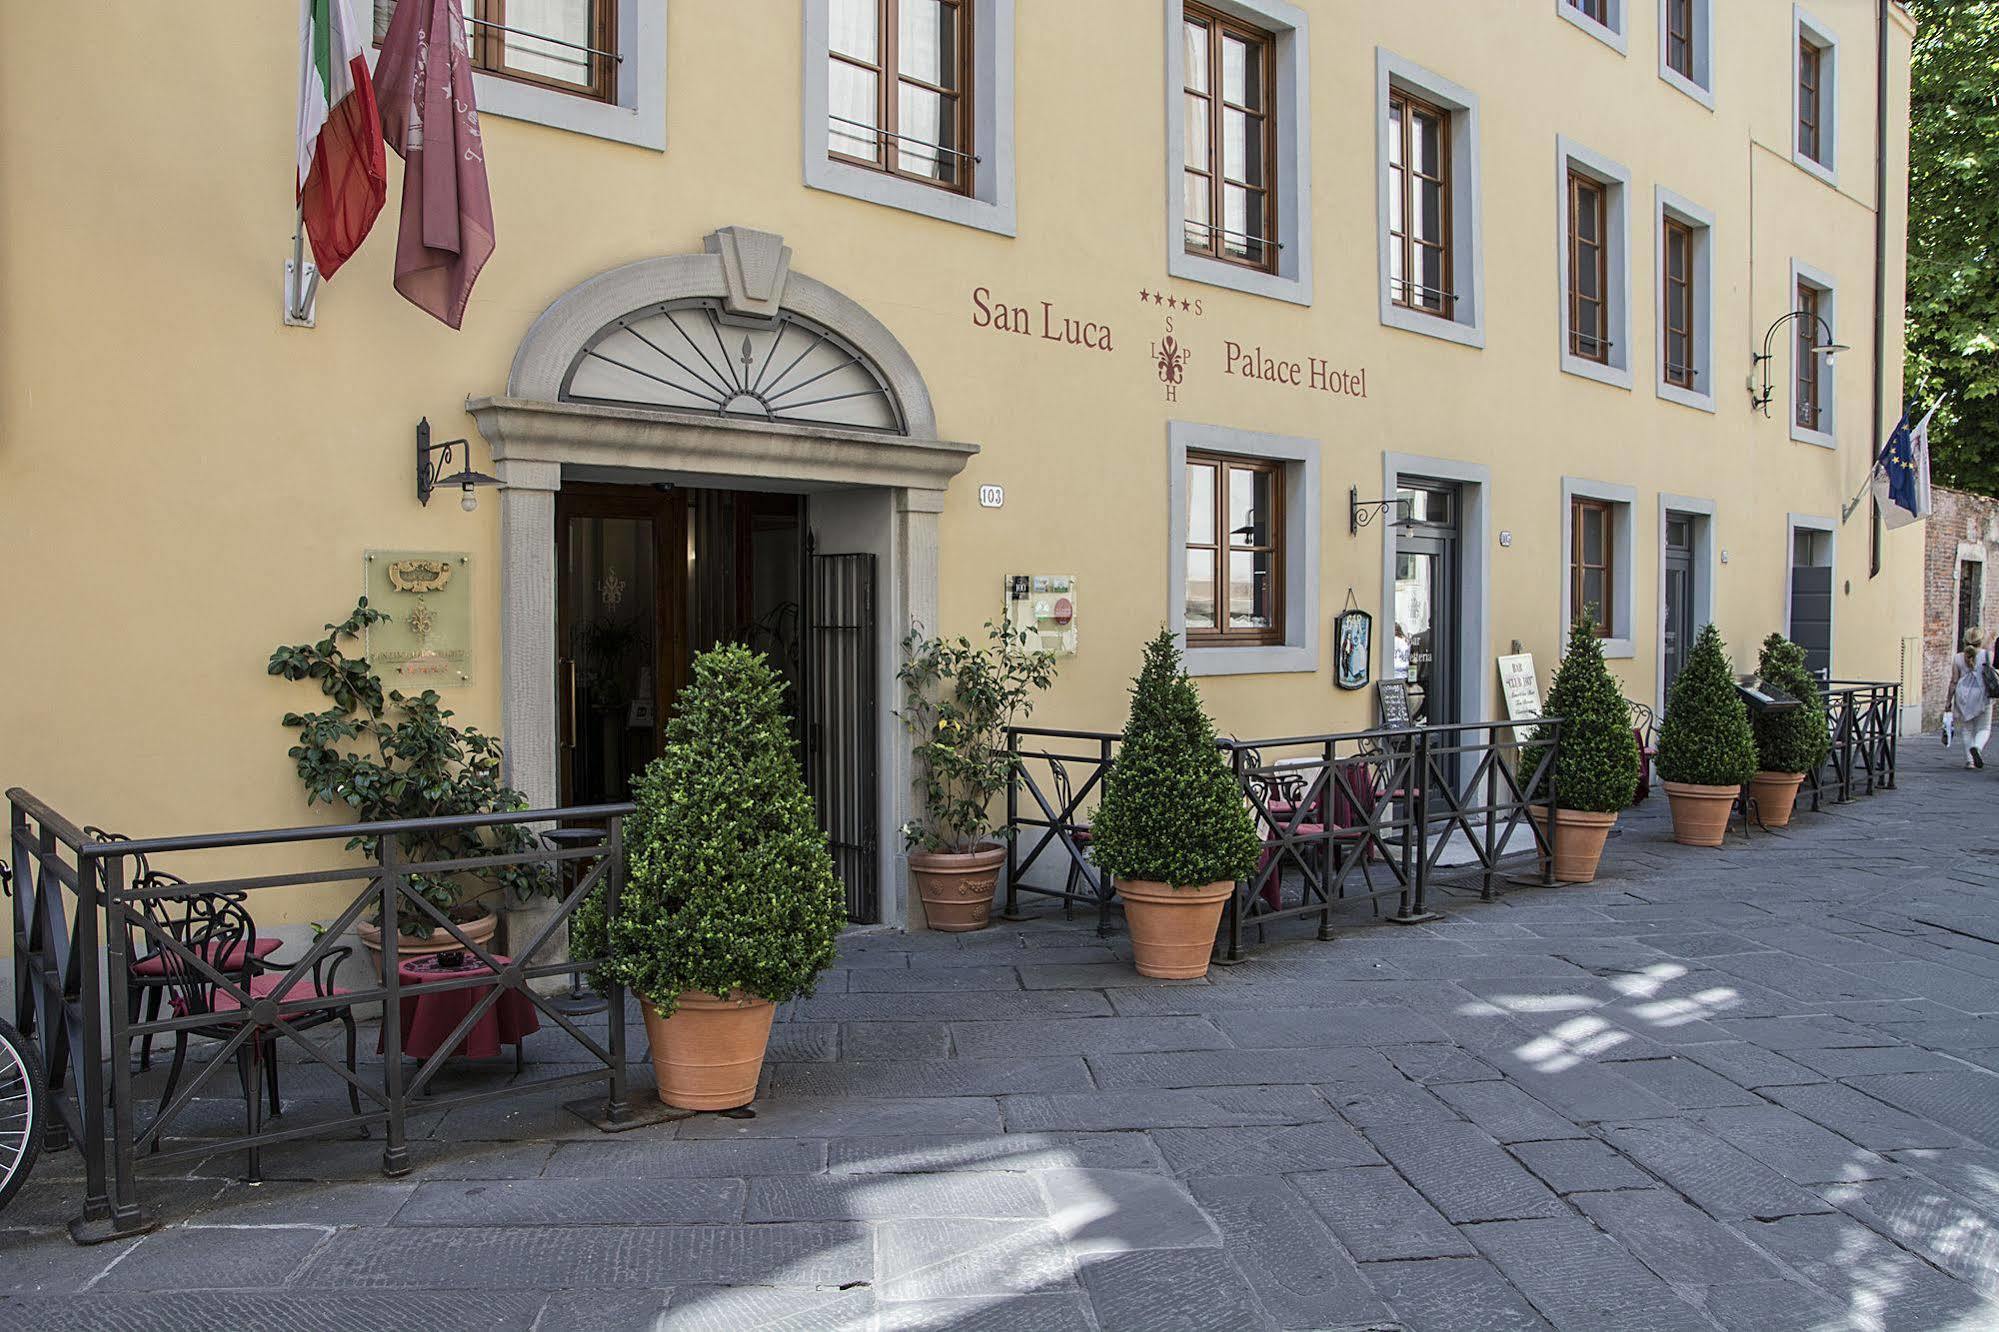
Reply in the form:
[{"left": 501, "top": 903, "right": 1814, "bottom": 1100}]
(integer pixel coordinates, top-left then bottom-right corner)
[
  {"left": 1163, "top": 0, "right": 1314, "bottom": 306},
  {"left": 367, "top": 0, "right": 667, "bottom": 151},
  {"left": 1793, "top": 5, "right": 1839, "bottom": 187},
  {"left": 1166, "top": 421, "right": 1320, "bottom": 676},
  {"left": 1655, "top": 185, "right": 1716, "bottom": 414},
  {"left": 1374, "top": 49, "right": 1485, "bottom": 349},
  {"left": 1658, "top": 0, "right": 1714, "bottom": 108},
  {"left": 1561, "top": 477, "right": 1639, "bottom": 659},
  {"left": 1556, "top": 135, "right": 1634, "bottom": 391},
  {"left": 1557, "top": 0, "right": 1628, "bottom": 55},
  {"left": 802, "top": 0, "right": 1019, "bottom": 236},
  {"left": 1790, "top": 258, "right": 1839, "bottom": 450}
]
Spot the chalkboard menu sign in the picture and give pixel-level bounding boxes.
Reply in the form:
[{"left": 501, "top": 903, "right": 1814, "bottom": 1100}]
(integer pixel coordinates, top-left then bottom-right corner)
[
  {"left": 1377, "top": 680, "right": 1413, "bottom": 728},
  {"left": 1736, "top": 675, "right": 1802, "bottom": 714}
]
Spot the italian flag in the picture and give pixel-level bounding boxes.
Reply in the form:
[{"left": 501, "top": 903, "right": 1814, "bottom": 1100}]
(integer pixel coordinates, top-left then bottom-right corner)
[{"left": 296, "top": 0, "right": 386, "bottom": 280}]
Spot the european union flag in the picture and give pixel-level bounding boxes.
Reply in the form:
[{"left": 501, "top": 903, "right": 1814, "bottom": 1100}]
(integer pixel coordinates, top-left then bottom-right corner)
[{"left": 1872, "top": 406, "right": 1935, "bottom": 530}]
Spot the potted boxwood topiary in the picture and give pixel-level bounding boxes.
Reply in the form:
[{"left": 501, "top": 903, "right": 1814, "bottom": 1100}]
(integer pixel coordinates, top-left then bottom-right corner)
[
  {"left": 1523, "top": 612, "right": 1642, "bottom": 882},
  {"left": 576, "top": 644, "right": 844, "bottom": 1111},
  {"left": 897, "top": 623, "right": 1058, "bottom": 932},
  {"left": 1088, "top": 631, "right": 1263, "bottom": 979},
  {"left": 1748, "top": 633, "right": 1830, "bottom": 828},
  {"left": 1656, "top": 623, "right": 1759, "bottom": 847}
]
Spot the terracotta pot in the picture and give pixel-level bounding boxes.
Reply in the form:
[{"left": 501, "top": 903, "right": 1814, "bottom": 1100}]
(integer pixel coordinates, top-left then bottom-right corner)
[
  {"left": 357, "top": 911, "right": 497, "bottom": 970},
  {"left": 642, "top": 990, "right": 776, "bottom": 1111},
  {"left": 1660, "top": 780, "right": 1740, "bottom": 847},
  {"left": 1116, "top": 879, "right": 1234, "bottom": 979},
  {"left": 1748, "top": 770, "right": 1805, "bottom": 828},
  {"left": 908, "top": 844, "right": 1006, "bottom": 932},
  {"left": 1528, "top": 806, "right": 1618, "bottom": 883}
]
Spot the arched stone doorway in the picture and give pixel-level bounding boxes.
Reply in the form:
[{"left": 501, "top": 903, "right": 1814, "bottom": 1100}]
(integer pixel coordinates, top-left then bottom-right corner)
[{"left": 468, "top": 227, "right": 976, "bottom": 929}]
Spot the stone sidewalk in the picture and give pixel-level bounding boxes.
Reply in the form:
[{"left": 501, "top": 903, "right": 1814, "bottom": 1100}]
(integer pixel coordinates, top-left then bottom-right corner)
[{"left": 8, "top": 740, "right": 1999, "bottom": 1330}]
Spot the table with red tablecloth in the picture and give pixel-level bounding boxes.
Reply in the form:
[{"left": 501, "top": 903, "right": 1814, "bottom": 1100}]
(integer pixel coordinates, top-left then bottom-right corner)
[{"left": 378, "top": 953, "right": 540, "bottom": 1061}]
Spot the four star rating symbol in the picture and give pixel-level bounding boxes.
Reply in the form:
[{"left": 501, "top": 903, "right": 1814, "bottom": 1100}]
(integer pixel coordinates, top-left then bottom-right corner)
[{"left": 1138, "top": 288, "right": 1196, "bottom": 312}]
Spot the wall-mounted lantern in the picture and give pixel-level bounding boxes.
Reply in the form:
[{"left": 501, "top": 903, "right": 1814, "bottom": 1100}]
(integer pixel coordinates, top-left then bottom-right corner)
[
  {"left": 1349, "top": 486, "right": 1412, "bottom": 536},
  {"left": 1749, "top": 311, "right": 1849, "bottom": 417},
  {"left": 416, "top": 418, "right": 501, "bottom": 512}
]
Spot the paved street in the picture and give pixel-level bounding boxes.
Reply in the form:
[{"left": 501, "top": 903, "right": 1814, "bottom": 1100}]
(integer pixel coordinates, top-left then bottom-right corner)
[{"left": 8, "top": 739, "right": 1999, "bottom": 1330}]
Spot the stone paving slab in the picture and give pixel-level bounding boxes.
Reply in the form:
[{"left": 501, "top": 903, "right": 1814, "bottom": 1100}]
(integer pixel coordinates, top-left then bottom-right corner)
[{"left": 17, "top": 742, "right": 1999, "bottom": 1330}]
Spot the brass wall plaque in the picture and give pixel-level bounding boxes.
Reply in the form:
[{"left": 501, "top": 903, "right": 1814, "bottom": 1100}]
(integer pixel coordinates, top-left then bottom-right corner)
[{"left": 364, "top": 550, "right": 473, "bottom": 688}]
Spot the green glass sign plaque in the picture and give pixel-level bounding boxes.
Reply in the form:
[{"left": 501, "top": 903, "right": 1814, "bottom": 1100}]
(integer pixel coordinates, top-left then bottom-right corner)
[{"left": 363, "top": 550, "right": 473, "bottom": 688}]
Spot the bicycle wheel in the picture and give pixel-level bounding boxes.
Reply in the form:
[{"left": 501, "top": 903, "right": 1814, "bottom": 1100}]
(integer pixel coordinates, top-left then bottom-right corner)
[{"left": 0, "top": 1017, "right": 45, "bottom": 1213}]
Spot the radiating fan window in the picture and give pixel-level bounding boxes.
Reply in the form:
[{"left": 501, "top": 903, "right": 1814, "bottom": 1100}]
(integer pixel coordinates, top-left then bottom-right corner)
[
  {"left": 373, "top": 0, "right": 615, "bottom": 102},
  {"left": 1185, "top": 452, "right": 1284, "bottom": 645},
  {"left": 562, "top": 300, "right": 906, "bottom": 434},
  {"left": 827, "top": 0, "right": 971, "bottom": 192}
]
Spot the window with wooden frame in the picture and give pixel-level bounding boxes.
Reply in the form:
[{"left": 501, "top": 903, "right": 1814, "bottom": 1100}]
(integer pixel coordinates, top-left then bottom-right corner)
[
  {"left": 1570, "top": 0, "right": 1611, "bottom": 25},
  {"left": 1665, "top": 0, "right": 1695, "bottom": 79},
  {"left": 1387, "top": 90, "right": 1452, "bottom": 317},
  {"left": 1567, "top": 170, "right": 1610, "bottom": 363},
  {"left": 1571, "top": 499, "right": 1614, "bottom": 635},
  {"left": 1798, "top": 37, "right": 1824, "bottom": 164},
  {"left": 373, "top": 0, "right": 617, "bottom": 102},
  {"left": 827, "top": 0, "right": 973, "bottom": 193},
  {"left": 1185, "top": 453, "right": 1285, "bottom": 646},
  {"left": 1182, "top": 4, "right": 1277, "bottom": 272},
  {"left": 1796, "top": 282, "right": 1824, "bottom": 431},
  {"left": 1662, "top": 216, "right": 1695, "bottom": 389}
]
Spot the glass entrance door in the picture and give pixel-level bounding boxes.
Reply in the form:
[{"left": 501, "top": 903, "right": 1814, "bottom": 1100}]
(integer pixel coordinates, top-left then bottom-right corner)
[
  {"left": 1663, "top": 515, "right": 1694, "bottom": 690},
  {"left": 1392, "top": 486, "right": 1459, "bottom": 728},
  {"left": 557, "top": 489, "right": 673, "bottom": 807}
]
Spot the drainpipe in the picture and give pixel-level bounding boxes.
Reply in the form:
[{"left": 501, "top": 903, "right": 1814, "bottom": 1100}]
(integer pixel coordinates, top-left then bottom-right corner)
[{"left": 1868, "top": 0, "right": 1892, "bottom": 554}]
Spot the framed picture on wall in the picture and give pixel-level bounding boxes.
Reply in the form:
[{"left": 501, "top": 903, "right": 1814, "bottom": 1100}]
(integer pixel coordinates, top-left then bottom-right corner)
[{"left": 1335, "top": 607, "right": 1372, "bottom": 691}]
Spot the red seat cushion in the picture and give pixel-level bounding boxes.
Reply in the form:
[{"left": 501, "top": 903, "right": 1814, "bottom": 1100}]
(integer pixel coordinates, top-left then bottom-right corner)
[
  {"left": 131, "top": 937, "right": 281, "bottom": 978},
  {"left": 173, "top": 970, "right": 350, "bottom": 1018}
]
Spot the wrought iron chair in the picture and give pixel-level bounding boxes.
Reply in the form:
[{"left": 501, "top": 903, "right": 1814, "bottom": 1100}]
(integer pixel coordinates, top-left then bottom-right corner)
[
  {"left": 83, "top": 828, "right": 284, "bottom": 1072},
  {"left": 149, "top": 894, "right": 359, "bottom": 1181},
  {"left": 1625, "top": 699, "right": 1659, "bottom": 803}
]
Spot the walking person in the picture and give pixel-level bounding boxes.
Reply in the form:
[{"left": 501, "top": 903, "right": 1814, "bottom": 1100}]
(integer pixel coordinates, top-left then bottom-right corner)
[{"left": 1948, "top": 629, "right": 1993, "bottom": 768}]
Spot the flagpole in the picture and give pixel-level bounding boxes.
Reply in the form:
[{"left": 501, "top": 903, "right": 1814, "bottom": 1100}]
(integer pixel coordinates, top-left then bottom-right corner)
[{"left": 287, "top": 0, "right": 319, "bottom": 325}]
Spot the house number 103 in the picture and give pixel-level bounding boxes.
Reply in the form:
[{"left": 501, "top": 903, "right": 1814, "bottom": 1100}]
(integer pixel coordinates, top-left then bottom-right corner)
[{"left": 978, "top": 485, "right": 1005, "bottom": 509}]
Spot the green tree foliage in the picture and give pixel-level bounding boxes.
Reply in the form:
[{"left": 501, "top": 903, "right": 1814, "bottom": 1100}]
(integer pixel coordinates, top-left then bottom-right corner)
[
  {"left": 1905, "top": 1, "right": 1999, "bottom": 492},
  {"left": 577, "top": 645, "right": 844, "bottom": 1017},
  {"left": 1656, "top": 624, "right": 1759, "bottom": 787},
  {"left": 1753, "top": 634, "right": 1832, "bottom": 775},
  {"left": 898, "top": 623, "right": 1057, "bottom": 853},
  {"left": 1525, "top": 614, "right": 1641, "bottom": 814},
  {"left": 268, "top": 600, "right": 547, "bottom": 935},
  {"left": 1088, "top": 631, "right": 1263, "bottom": 888}
]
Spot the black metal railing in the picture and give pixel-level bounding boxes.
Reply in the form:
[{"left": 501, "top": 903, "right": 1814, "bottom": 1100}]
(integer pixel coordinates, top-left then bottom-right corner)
[
  {"left": 1808, "top": 681, "right": 1900, "bottom": 809},
  {"left": 7, "top": 789, "right": 635, "bottom": 1242},
  {"left": 1003, "top": 718, "right": 1562, "bottom": 960}
]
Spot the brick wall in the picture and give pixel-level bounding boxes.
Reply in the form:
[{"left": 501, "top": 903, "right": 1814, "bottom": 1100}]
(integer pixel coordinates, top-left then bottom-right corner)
[{"left": 1923, "top": 486, "right": 1999, "bottom": 729}]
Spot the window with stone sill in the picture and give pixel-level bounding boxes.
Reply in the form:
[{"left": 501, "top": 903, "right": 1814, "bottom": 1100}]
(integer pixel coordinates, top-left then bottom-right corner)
[
  {"left": 827, "top": 0, "right": 974, "bottom": 195},
  {"left": 1185, "top": 452, "right": 1285, "bottom": 647},
  {"left": 373, "top": 0, "right": 616, "bottom": 102},
  {"left": 1181, "top": 4, "right": 1278, "bottom": 273}
]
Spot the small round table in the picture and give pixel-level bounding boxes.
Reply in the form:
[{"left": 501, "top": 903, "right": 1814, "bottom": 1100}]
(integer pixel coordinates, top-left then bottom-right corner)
[{"left": 380, "top": 953, "right": 541, "bottom": 1066}]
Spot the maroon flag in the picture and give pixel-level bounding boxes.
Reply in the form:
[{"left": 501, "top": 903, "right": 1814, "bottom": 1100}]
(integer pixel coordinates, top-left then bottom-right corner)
[{"left": 375, "top": 0, "right": 494, "bottom": 329}]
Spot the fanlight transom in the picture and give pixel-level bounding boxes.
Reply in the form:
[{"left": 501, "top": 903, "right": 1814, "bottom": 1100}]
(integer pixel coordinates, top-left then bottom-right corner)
[{"left": 561, "top": 298, "right": 905, "bottom": 434}]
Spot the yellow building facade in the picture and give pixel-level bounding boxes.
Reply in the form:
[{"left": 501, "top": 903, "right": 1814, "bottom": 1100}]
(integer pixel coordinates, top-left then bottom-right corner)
[{"left": 1, "top": 1, "right": 1919, "bottom": 934}]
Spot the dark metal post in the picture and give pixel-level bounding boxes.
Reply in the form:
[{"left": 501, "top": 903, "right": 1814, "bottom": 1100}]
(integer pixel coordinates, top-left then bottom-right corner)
[
  {"left": 604, "top": 816, "right": 630, "bottom": 1124},
  {"left": 1095, "top": 735, "right": 1115, "bottom": 938},
  {"left": 1540, "top": 720, "right": 1561, "bottom": 887},
  {"left": 1480, "top": 729, "right": 1498, "bottom": 901},
  {"left": 71, "top": 848, "right": 111, "bottom": 1238},
  {"left": 1004, "top": 730, "right": 1020, "bottom": 919},
  {"left": 1317, "top": 739, "right": 1335, "bottom": 942},
  {"left": 379, "top": 837, "right": 409, "bottom": 1176},
  {"left": 1408, "top": 733, "right": 1429, "bottom": 919},
  {"left": 102, "top": 850, "right": 149, "bottom": 1236},
  {"left": 1885, "top": 683, "right": 1899, "bottom": 789},
  {"left": 1225, "top": 746, "right": 1246, "bottom": 963}
]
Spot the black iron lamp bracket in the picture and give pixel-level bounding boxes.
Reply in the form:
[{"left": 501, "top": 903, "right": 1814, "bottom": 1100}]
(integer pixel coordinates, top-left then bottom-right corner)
[
  {"left": 1349, "top": 486, "right": 1412, "bottom": 535},
  {"left": 1749, "top": 310, "right": 1848, "bottom": 417},
  {"left": 416, "top": 417, "right": 501, "bottom": 510}
]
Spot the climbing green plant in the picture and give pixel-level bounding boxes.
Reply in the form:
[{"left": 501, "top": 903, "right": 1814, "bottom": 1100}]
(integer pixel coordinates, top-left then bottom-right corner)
[
  {"left": 1088, "top": 631, "right": 1262, "bottom": 888},
  {"left": 1753, "top": 633, "right": 1831, "bottom": 776},
  {"left": 1525, "top": 613, "right": 1641, "bottom": 814},
  {"left": 268, "top": 599, "right": 549, "bottom": 936},
  {"left": 898, "top": 623, "right": 1058, "bottom": 853},
  {"left": 1656, "top": 623, "right": 1759, "bottom": 788},
  {"left": 574, "top": 645, "right": 843, "bottom": 1017}
]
